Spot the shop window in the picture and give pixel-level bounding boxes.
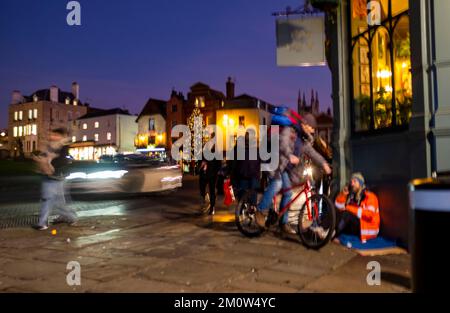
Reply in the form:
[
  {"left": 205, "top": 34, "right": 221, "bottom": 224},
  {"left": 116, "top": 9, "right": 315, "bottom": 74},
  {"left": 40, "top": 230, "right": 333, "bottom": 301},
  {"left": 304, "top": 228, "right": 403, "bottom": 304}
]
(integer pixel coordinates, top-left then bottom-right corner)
[
  {"left": 393, "top": 16, "right": 412, "bottom": 126},
  {"left": 350, "top": 0, "right": 411, "bottom": 133}
]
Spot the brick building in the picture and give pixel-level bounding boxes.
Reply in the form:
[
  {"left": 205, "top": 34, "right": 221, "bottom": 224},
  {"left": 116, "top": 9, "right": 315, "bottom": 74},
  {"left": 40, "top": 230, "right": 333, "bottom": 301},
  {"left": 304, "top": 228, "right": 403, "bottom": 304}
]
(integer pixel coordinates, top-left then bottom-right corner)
[{"left": 7, "top": 82, "right": 88, "bottom": 157}]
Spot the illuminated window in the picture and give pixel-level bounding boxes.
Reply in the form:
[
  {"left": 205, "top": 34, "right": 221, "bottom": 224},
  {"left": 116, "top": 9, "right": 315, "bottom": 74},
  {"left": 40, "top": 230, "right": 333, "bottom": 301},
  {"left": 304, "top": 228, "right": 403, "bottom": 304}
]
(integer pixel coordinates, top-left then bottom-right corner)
[
  {"left": 65, "top": 98, "right": 70, "bottom": 105},
  {"left": 94, "top": 134, "right": 99, "bottom": 142},
  {"left": 13, "top": 127, "right": 18, "bottom": 137},
  {"left": 72, "top": 136, "right": 76, "bottom": 143},
  {"left": 18, "top": 126, "right": 23, "bottom": 137},
  {"left": 33, "top": 94, "right": 38, "bottom": 102},
  {"left": 19, "top": 111, "right": 23, "bottom": 121},
  {"left": 14, "top": 111, "right": 18, "bottom": 121},
  {"left": 82, "top": 123, "right": 87, "bottom": 130},
  {"left": 350, "top": 0, "right": 410, "bottom": 132},
  {"left": 82, "top": 135, "right": 87, "bottom": 142},
  {"left": 33, "top": 109, "right": 38, "bottom": 119},
  {"left": 107, "top": 132, "right": 112, "bottom": 140},
  {"left": 28, "top": 110, "right": 32, "bottom": 119},
  {"left": 74, "top": 100, "right": 78, "bottom": 106},
  {"left": 94, "top": 121, "right": 99, "bottom": 128},
  {"left": 239, "top": 116, "right": 245, "bottom": 127},
  {"left": 32, "top": 124, "right": 37, "bottom": 135},
  {"left": 149, "top": 118, "right": 155, "bottom": 131}
]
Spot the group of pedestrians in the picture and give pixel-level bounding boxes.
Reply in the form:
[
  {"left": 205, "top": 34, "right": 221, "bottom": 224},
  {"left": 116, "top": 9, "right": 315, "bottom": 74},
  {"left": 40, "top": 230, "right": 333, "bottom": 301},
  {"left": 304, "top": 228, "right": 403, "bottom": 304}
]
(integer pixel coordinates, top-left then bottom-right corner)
[{"left": 197, "top": 107, "right": 381, "bottom": 243}]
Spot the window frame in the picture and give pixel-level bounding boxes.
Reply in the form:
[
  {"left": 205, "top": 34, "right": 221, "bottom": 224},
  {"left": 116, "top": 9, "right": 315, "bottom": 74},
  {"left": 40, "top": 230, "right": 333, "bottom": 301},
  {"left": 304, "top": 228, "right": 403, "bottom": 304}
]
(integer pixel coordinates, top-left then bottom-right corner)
[{"left": 348, "top": 0, "right": 410, "bottom": 136}]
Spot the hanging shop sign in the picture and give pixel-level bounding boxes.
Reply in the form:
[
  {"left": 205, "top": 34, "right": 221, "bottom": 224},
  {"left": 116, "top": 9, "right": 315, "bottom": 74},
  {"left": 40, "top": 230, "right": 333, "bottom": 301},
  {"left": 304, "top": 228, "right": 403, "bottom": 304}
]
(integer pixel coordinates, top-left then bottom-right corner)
[{"left": 276, "top": 16, "right": 326, "bottom": 67}]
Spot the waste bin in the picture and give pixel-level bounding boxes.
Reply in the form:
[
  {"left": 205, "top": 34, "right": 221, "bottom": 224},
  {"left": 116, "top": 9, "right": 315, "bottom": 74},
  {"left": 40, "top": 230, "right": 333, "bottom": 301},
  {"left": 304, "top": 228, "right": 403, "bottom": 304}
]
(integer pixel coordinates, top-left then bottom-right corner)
[{"left": 409, "top": 177, "right": 450, "bottom": 292}]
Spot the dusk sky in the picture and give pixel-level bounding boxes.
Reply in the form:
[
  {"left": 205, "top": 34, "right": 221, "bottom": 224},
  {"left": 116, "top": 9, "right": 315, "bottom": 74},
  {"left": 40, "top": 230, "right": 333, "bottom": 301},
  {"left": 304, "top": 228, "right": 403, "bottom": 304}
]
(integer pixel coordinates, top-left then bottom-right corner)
[{"left": 0, "top": 0, "right": 332, "bottom": 129}]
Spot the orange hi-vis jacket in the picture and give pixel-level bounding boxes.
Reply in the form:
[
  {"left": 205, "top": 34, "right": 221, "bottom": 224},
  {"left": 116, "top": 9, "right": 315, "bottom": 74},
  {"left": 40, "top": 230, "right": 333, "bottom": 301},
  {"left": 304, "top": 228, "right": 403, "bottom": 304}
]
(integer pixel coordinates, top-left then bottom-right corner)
[{"left": 335, "top": 189, "right": 380, "bottom": 241}]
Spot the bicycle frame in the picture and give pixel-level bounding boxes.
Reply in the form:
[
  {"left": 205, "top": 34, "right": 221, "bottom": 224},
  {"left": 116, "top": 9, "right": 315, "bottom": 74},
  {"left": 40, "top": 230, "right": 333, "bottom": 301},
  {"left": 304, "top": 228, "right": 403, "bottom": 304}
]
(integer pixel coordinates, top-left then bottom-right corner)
[{"left": 272, "top": 178, "right": 320, "bottom": 222}]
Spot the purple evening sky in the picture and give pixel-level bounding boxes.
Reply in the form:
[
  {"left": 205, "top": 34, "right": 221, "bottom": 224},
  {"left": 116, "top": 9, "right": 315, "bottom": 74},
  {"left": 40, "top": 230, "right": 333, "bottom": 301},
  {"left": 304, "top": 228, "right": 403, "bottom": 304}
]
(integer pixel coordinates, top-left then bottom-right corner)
[{"left": 0, "top": 0, "right": 331, "bottom": 129}]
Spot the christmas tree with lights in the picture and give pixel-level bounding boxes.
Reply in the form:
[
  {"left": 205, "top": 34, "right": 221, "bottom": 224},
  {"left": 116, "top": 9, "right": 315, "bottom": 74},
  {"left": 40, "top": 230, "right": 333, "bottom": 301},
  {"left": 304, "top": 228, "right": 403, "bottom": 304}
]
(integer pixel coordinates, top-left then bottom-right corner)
[{"left": 187, "top": 107, "right": 204, "bottom": 161}]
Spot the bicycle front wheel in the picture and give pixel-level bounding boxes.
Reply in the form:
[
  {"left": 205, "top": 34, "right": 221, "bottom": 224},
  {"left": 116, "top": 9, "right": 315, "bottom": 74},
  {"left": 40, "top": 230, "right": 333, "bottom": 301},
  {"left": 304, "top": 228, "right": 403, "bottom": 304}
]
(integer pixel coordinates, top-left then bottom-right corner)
[{"left": 297, "top": 194, "right": 336, "bottom": 249}]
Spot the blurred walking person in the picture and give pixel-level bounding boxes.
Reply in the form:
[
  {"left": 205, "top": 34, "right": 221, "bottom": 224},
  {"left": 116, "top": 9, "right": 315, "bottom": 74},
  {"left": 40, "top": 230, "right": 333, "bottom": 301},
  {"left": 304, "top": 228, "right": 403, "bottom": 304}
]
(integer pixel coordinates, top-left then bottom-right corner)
[{"left": 32, "top": 128, "right": 77, "bottom": 230}]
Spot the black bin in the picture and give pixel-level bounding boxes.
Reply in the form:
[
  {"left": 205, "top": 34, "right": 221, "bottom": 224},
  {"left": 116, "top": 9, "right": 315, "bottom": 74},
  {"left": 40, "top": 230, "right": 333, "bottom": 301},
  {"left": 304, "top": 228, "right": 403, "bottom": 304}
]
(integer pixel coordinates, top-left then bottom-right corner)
[{"left": 409, "top": 177, "right": 450, "bottom": 292}]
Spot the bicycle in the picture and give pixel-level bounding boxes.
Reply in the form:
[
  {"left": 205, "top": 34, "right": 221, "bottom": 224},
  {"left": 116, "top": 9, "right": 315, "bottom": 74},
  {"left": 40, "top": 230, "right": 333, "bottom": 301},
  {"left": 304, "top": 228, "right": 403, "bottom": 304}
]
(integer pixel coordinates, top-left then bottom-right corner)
[{"left": 235, "top": 165, "right": 336, "bottom": 249}]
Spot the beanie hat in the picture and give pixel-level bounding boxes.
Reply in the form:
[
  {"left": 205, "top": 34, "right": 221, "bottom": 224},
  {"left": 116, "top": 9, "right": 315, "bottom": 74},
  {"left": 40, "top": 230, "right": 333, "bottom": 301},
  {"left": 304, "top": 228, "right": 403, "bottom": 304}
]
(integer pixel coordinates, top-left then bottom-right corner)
[{"left": 351, "top": 172, "right": 366, "bottom": 188}]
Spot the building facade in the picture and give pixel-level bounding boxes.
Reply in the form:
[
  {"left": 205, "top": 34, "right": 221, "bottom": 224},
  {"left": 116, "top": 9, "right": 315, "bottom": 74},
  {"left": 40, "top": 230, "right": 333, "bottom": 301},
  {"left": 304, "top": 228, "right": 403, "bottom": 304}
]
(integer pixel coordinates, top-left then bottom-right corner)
[
  {"left": 0, "top": 129, "right": 8, "bottom": 159},
  {"left": 7, "top": 82, "right": 88, "bottom": 157},
  {"left": 216, "top": 94, "right": 273, "bottom": 151},
  {"left": 165, "top": 90, "right": 186, "bottom": 151},
  {"left": 69, "top": 108, "right": 137, "bottom": 160},
  {"left": 328, "top": 0, "right": 450, "bottom": 246},
  {"left": 135, "top": 98, "right": 167, "bottom": 151},
  {"left": 185, "top": 81, "right": 227, "bottom": 128}
]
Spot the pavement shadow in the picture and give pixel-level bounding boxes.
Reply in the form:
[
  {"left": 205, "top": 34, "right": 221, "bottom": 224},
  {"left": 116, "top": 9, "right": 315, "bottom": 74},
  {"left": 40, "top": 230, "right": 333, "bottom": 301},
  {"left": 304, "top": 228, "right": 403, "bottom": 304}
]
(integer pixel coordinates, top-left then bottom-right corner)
[{"left": 381, "top": 272, "right": 412, "bottom": 289}]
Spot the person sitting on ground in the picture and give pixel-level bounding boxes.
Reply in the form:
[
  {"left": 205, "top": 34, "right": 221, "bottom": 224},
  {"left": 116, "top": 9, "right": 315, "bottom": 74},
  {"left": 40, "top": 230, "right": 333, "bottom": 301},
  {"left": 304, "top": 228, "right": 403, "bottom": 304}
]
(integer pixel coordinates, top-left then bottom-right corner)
[{"left": 334, "top": 172, "right": 381, "bottom": 243}]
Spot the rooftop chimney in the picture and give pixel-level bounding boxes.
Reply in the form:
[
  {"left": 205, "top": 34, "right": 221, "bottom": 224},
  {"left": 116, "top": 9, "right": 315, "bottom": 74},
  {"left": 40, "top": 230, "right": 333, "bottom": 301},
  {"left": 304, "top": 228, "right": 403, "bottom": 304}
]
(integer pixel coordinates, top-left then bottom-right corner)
[
  {"left": 11, "top": 90, "right": 23, "bottom": 104},
  {"left": 226, "top": 77, "right": 235, "bottom": 100},
  {"left": 72, "top": 82, "right": 80, "bottom": 100},
  {"left": 50, "top": 86, "right": 59, "bottom": 103}
]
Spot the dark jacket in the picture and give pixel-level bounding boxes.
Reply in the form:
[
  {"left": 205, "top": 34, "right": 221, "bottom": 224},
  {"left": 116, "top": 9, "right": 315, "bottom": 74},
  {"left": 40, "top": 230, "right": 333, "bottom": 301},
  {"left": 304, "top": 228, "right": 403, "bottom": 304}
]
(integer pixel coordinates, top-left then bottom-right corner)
[
  {"left": 201, "top": 144, "right": 221, "bottom": 179},
  {"left": 230, "top": 144, "right": 261, "bottom": 181},
  {"left": 287, "top": 132, "right": 327, "bottom": 185},
  {"left": 48, "top": 144, "right": 70, "bottom": 180}
]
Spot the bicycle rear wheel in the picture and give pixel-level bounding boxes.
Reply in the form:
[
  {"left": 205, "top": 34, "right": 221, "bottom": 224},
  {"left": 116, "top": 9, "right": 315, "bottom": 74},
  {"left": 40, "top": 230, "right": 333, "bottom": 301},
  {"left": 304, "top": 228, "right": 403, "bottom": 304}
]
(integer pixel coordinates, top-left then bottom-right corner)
[
  {"left": 297, "top": 194, "right": 336, "bottom": 249},
  {"left": 235, "top": 190, "right": 264, "bottom": 237}
]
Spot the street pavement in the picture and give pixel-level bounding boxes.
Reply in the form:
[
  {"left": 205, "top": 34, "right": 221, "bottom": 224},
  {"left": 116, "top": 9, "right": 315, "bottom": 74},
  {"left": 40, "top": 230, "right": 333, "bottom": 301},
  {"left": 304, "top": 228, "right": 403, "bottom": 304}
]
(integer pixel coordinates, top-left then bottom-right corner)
[{"left": 0, "top": 175, "right": 411, "bottom": 292}]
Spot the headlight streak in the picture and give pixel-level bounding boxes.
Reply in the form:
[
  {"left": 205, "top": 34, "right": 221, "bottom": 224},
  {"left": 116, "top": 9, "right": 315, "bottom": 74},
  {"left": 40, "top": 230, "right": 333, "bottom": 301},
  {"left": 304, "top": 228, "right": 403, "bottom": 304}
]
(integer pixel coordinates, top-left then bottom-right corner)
[
  {"left": 66, "top": 170, "right": 128, "bottom": 180},
  {"left": 161, "top": 175, "right": 182, "bottom": 183}
]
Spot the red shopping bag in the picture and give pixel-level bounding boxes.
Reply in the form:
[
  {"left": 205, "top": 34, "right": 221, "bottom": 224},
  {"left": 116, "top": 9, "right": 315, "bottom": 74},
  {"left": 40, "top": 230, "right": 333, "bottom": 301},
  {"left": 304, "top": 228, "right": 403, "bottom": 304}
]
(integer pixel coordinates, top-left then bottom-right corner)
[{"left": 223, "top": 178, "right": 235, "bottom": 206}]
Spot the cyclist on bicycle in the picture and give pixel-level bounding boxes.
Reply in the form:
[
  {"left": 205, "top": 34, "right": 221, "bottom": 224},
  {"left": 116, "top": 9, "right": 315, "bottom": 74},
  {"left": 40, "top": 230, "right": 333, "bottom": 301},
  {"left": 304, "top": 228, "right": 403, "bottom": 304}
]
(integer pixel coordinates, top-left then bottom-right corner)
[{"left": 255, "top": 110, "right": 331, "bottom": 234}]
